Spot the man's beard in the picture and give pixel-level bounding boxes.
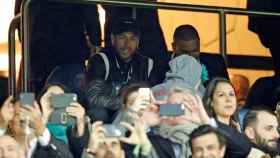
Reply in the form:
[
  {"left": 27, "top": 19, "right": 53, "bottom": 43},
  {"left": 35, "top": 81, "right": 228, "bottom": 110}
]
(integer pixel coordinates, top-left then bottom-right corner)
[{"left": 255, "top": 132, "right": 279, "bottom": 155}]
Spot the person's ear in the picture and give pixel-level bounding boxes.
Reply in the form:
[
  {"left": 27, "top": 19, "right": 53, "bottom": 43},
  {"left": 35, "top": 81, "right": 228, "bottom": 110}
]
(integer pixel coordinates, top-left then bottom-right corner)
[
  {"left": 111, "top": 34, "right": 115, "bottom": 46},
  {"left": 244, "top": 127, "right": 256, "bottom": 140}
]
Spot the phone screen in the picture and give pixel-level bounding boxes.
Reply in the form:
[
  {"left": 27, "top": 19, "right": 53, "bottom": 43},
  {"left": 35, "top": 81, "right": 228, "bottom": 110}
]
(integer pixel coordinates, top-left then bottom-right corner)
[
  {"left": 20, "top": 92, "right": 35, "bottom": 107},
  {"left": 138, "top": 88, "right": 151, "bottom": 101},
  {"left": 159, "top": 103, "right": 185, "bottom": 117},
  {"left": 102, "top": 124, "right": 123, "bottom": 137},
  {"left": 51, "top": 93, "right": 77, "bottom": 108}
]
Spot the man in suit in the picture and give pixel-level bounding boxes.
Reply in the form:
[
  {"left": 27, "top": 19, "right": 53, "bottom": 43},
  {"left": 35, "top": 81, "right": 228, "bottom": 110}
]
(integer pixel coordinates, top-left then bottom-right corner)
[{"left": 247, "top": 0, "right": 280, "bottom": 75}]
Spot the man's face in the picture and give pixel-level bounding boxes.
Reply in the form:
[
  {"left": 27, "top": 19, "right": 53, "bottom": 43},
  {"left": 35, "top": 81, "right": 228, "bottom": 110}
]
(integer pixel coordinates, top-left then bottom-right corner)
[
  {"left": 172, "top": 39, "right": 200, "bottom": 59},
  {"left": 0, "top": 135, "right": 21, "bottom": 158},
  {"left": 192, "top": 133, "right": 225, "bottom": 158},
  {"left": 111, "top": 32, "right": 139, "bottom": 62},
  {"left": 253, "top": 112, "right": 280, "bottom": 152},
  {"left": 95, "top": 138, "right": 125, "bottom": 158}
]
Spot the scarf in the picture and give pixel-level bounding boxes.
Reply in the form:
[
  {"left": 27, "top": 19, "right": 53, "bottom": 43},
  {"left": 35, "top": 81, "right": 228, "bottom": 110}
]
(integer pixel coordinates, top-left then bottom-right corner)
[{"left": 157, "top": 123, "right": 198, "bottom": 158}]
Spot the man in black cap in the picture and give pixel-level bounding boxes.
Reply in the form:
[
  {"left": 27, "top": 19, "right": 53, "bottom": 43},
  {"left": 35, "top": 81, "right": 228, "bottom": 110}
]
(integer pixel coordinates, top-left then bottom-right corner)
[{"left": 87, "top": 19, "right": 161, "bottom": 89}]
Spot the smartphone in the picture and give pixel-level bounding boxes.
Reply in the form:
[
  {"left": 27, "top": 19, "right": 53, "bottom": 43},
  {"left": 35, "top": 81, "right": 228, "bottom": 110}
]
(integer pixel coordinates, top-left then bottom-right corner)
[
  {"left": 20, "top": 92, "right": 35, "bottom": 107},
  {"left": 50, "top": 93, "right": 77, "bottom": 108},
  {"left": 102, "top": 124, "right": 123, "bottom": 137},
  {"left": 138, "top": 88, "right": 151, "bottom": 101},
  {"left": 49, "top": 93, "right": 77, "bottom": 126},
  {"left": 159, "top": 103, "right": 185, "bottom": 117}
]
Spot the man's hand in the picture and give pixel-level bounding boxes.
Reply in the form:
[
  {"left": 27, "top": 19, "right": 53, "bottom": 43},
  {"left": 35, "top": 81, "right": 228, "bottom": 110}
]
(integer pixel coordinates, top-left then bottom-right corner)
[
  {"left": 40, "top": 93, "right": 54, "bottom": 125},
  {"left": 66, "top": 102, "right": 86, "bottom": 137},
  {"left": 181, "top": 93, "right": 211, "bottom": 125},
  {"left": 130, "top": 95, "right": 150, "bottom": 113},
  {"left": 0, "top": 96, "right": 14, "bottom": 129},
  {"left": 66, "top": 102, "right": 85, "bottom": 122},
  {"left": 247, "top": 148, "right": 267, "bottom": 158},
  {"left": 20, "top": 101, "right": 45, "bottom": 137},
  {"left": 120, "top": 113, "right": 152, "bottom": 155},
  {"left": 87, "top": 121, "right": 106, "bottom": 155}
]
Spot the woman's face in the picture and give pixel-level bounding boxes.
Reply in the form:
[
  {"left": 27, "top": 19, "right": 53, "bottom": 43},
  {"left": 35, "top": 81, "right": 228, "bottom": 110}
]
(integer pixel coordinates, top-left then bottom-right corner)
[{"left": 211, "top": 82, "right": 237, "bottom": 118}]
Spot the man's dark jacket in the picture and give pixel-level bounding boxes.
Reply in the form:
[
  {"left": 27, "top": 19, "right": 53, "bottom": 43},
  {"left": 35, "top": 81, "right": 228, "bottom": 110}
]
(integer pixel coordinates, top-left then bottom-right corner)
[{"left": 87, "top": 47, "right": 163, "bottom": 86}]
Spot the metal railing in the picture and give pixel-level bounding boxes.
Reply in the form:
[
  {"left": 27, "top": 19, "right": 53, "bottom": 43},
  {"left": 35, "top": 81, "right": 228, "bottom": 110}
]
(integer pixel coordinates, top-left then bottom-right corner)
[
  {"left": 8, "top": 14, "right": 21, "bottom": 97},
  {"left": 8, "top": 0, "right": 280, "bottom": 94}
]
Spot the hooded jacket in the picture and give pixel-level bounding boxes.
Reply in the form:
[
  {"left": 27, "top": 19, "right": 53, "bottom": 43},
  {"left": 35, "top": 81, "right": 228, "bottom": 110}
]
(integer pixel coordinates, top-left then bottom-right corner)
[{"left": 152, "top": 55, "right": 205, "bottom": 100}]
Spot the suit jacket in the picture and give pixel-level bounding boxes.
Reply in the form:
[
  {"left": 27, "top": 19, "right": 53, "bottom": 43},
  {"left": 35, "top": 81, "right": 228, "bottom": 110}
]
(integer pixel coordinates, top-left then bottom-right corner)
[{"left": 217, "top": 121, "right": 252, "bottom": 158}]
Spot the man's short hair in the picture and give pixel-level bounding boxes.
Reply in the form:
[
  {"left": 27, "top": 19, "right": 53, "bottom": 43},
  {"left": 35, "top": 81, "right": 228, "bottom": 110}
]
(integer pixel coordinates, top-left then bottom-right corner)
[
  {"left": 189, "top": 125, "right": 226, "bottom": 151},
  {"left": 173, "top": 24, "right": 200, "bottom": 42},
  {"left": 243, "top": 106, "right": 276, "bottom": 130}
]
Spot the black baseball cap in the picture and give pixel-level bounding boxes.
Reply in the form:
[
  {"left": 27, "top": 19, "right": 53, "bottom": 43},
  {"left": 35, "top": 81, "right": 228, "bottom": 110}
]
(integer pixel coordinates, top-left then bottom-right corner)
[{"left": 112, "top": 19, "right": 140, "bottom": 37}]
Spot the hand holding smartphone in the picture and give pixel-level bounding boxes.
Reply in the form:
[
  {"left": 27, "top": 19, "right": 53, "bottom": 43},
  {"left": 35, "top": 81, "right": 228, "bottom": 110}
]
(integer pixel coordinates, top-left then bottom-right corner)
[
  {"left": 50, "top": 93, "right": 77, "bottom": 108},
  {"left": 129, "top": 88, "right": 152, "bottom": 112},
  {"left": 102, "top": 124, "right": 123, "bottom": 137},
  {"left": 159, "top": 103, "right": 185, "bottom": 117},
  {"left": 48, "top": 93, "right": 78, "bottom": 126},
  {"left": 20, "top": 92, "right": 35, "bottom": 107},
  {"left": 138, "top": 88, "right": 151, "bottom": 102}
]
